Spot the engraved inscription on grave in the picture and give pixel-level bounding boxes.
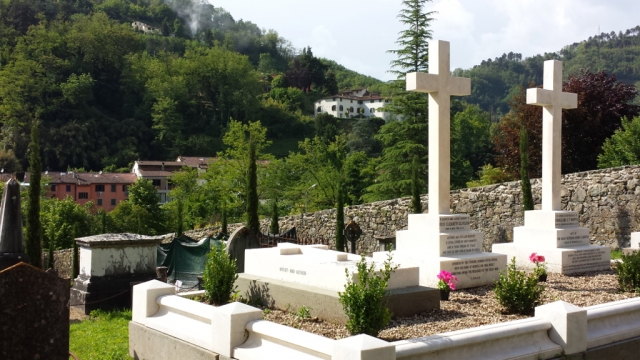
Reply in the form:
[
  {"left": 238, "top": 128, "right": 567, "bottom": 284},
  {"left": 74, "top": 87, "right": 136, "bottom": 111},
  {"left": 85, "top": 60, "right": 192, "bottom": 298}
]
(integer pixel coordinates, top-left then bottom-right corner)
[
  {"left": 555, "top": 213, "right": 578, "bottom": 227},
  {"left": 442, "top": 234, "right": 481, "bottom": 255},
  {"left": 439, "top": 216, "right": 471, "bottom": 231},
  {"left": 279, "top": 267, "right": 307, "bottom": 276},
  {"left": 450, "top": 258, "right": 499, "bottom": 280},
  {"left": 557, "top": 231, "right": 589, "bottom": 247},
  {"left": 562, "top": 248, "right": 609, "bottom": 273}
]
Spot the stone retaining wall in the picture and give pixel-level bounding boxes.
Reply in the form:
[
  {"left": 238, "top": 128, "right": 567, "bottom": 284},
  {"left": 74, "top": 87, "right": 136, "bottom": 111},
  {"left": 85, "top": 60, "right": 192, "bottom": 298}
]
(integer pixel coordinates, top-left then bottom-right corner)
[{"left": 243, "top": 165, "right": 640, "bottom": 255}]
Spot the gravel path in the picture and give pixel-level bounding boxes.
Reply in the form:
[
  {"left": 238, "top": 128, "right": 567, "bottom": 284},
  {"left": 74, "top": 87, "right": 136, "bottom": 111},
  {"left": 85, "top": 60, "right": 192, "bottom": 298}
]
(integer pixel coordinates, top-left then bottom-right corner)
[{"left": 262, "top": 269, "right": 636, "bottom": 341}]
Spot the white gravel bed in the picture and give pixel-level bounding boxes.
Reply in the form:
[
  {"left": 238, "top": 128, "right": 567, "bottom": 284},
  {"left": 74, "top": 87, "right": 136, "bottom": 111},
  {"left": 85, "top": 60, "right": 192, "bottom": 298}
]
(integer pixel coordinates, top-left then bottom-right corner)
[{"left": 262, "top": 269, "right": 637, "bottom": 341}]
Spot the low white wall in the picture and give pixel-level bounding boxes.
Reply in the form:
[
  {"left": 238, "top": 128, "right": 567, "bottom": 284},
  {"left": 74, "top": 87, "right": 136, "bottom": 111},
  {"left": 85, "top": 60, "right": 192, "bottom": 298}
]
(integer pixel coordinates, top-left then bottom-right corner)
[
  {"left": 393, "top": 318, "right": 561, "bottom": 360},
  {"left": 132, "top": 280, "right": 640, "bottom": 360},
  {"left": 585, "top": 297, "right": 640, "bottom": 349}
]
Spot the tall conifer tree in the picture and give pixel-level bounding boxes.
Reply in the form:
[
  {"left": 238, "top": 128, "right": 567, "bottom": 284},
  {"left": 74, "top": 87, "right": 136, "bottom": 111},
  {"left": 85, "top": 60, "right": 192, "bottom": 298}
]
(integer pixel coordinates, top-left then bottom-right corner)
[
  {"left": 26, "top": 121, "right": 42, "bottom": 268},
  {"left": 365, "top": 0, "right": 434, "bottom": 201},
  {"left": 410, "top": 155, "right": 423, "bottom": 213},
  {"left": 246, "top": 135, "right": 260, "bottom": 234}
]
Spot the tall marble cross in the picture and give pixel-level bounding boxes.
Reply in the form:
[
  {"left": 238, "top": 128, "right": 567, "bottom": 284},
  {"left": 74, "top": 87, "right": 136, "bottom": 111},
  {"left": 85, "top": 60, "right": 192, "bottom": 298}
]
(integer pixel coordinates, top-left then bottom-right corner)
[
  {"left": 526, "top": 60, "right": 577, "bottom": 211},
  {"left": 406, "top": 40, "right": 471, "bottom": 214}
]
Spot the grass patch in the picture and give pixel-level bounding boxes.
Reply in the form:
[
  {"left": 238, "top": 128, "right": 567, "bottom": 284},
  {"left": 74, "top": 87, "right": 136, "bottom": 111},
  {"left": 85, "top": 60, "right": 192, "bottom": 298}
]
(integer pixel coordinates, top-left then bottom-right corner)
[
  {"left": 611, "top": 249, "right": 623, "bottom": 260},
  {"left": 70, "top": 309, "right": 131, "bottom": 360}
]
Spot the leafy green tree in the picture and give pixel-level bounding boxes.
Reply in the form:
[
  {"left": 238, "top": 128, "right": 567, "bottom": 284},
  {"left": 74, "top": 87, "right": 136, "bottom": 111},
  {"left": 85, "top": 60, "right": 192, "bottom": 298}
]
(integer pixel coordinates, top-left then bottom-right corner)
[
  {"left": 314, "top": 113, "right": 338, "bottom": 143},
  {"left": 221, "top": 120, "right": 272, "bottom": 229},
  {"left": 26, "top": 121, "right": 42, "bottom": 268},
  {"left": 466, "top": 164, "right": 514, "bottom": 188},
  {"left": 41, "top": 196, "right": 94, "bottom": 249},
  {"left": 598, "top": 116, "right": 640, "bottom": 168},
  {"left": 129, "top": 179, "right": 159, "bottom": 210}
]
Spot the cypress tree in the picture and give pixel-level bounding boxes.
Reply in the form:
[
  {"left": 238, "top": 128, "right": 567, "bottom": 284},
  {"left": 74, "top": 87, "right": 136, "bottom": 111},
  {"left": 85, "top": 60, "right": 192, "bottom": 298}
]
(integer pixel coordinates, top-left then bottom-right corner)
[
  {"left": 221, "top": 206, "right": 228, "bottom": 235},
  {"left": 100, "top": 209, "right": 106, "bottom": 234},
  {"left": 176, "top": 198, "right": 184, "bottom": 237},
  {"left": 269, "top": 200, "right": 279, "bottom": 235},
  {"left": 46, "top": 234, "right": 54, "bottom": 270},
  {"left": 335, "top": 186, "right": 345, "bottom": 252},
  {"left": 72, "top": 225, "right": 79, "bottom": 279},
  {"left": 246, "top": 136, "right": 260, "bottom": 234},
  {"left": 410, "top": 154, "right": 423, "bottom": 213},
  {"left": 26, "top": 120, "right": 42, "bottom": 268},
  {"left": 520, "top": 127, "right": 534, "bottom": 212}
]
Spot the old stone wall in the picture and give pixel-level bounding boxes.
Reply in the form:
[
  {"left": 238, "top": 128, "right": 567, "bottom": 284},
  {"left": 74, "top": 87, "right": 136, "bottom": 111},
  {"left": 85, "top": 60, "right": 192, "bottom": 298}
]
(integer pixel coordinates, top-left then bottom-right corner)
[
  {"left": 42, "top": 249, "right": 74, "bottom": 279},
  {"left": 242, "top": 165, "right": 640, "bottom": 254}
]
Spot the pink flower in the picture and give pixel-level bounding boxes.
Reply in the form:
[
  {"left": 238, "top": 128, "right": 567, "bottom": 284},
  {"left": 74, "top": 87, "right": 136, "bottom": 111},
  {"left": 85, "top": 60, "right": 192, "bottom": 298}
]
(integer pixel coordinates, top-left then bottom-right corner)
[
  {"left": 437, "top": 270, "right": 459, "bottom": 291},
  {"left": 530, "top": 253, "right": 546, "bottom": 264}
]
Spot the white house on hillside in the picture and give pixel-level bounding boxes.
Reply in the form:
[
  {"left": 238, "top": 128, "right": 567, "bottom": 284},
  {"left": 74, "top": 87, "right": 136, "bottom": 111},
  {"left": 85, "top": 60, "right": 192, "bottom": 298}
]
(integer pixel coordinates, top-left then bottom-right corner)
[{"left": 314, "top": 88, "right": 392, "bottom": 120}]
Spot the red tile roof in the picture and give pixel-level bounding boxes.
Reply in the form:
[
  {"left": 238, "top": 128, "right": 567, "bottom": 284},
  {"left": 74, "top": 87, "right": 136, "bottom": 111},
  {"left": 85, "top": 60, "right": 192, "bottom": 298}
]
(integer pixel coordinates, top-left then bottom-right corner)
[{"left": 26, "top": 172, "right": 138, "bottom": 185}]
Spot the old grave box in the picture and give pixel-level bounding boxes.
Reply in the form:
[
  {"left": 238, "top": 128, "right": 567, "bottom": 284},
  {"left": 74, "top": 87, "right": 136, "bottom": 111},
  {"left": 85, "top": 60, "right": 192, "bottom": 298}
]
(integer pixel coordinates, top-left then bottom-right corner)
[{"left": 71, "top": 233, "right": 163, "bottom": 314}]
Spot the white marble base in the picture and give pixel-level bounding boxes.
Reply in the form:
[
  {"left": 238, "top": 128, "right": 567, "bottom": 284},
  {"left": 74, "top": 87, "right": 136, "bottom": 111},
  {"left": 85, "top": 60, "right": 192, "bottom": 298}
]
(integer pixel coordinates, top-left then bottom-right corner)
[
  {"left": 244, "top": 243, "right": 420, "bottom": 292},
  {"left": 373, "top": 251, "right": 507, "bottom": 289},
  {"left": 493, "top": 210, "right": 611, "bottom": 274},
  {"left": 492, "top": 243, "right": 610, "bottom": 274},
  {"left": 390, "top": 213, "right": 507, "bottom": 289}
]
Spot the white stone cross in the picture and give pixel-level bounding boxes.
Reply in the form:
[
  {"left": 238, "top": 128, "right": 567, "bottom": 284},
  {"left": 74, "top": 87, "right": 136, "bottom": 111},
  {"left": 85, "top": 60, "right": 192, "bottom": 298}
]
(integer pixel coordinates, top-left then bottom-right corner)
[
  {"left": 406, "top": 40, "right": 471, "bottom": 215},
  {"left": 526, "top": 60, "right": 577, "bottom": 211}
]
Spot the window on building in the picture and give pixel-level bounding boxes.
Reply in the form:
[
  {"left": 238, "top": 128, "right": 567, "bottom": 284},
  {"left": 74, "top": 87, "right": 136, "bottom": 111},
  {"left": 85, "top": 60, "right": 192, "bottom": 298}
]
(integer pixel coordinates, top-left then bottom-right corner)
[
  {"left": 152, "top": 179, "right": 161, "bottom": 187},
  {"left": 331, "top": 105, "right": 336, "bottom": 111},
  {"left": 316, "top": 106, "right": 322, "bottom": 112},
  {"left": 110, "top": 184, "right": 116, "bottom": 192},
  {"left": 97, "top": 199, "right": 102, "bottom": 206},
  {"left": 51, "top": 185, "right": 56, "bottom": 191},
  {"left": 111, "top": 199, "right": 116, "bottom": 206},
  {"left": 358, "top": 100, "right": 363, "bottom": 104},
  {"left": 95, "top": 185, "right": 105, "bottom": 192},
  {"left": 349, "top": 107, "right": 354, "bottom": 113},
  {"left": 78, "top": 192, "right": 88, "bottom": 199},
  {"left": 371, "top": 108, "right": 376, "bottom": 113},
  {"left": 350, "top": 100, "right": 353, "bottom": 103},
  {"left": 370, "top": 100, "right": 375, "bottom": 103},
  {"left": 333, "top": 97, "right": 336, "bottom": 101},
  {"left": 122, "top": 185, "right": 127, "bottom": 192},
  {"left": 66, "top": 185, "right": 71, "bottom": 192},
  {"left": 339, "top": 105, "right": 344, "bottom": 111}
]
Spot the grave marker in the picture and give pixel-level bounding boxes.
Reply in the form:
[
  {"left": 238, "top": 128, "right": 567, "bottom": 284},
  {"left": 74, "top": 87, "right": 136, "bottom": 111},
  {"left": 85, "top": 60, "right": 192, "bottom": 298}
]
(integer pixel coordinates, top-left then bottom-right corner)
[
  {"left": 492, "top": 60, "right": 611, "bottom": 273},
  {"left": 372, "top": 40, "right": 507, "bottom": 289},
  {"left": 0, "top": 262, "right": 70, "bottom": 359}
]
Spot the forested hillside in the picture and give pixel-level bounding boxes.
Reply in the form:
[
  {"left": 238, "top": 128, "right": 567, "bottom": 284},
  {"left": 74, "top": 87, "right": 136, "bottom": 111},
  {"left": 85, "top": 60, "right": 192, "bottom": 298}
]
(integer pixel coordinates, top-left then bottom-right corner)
[
  {"left": 0, "top": 0, "right": 382, "bottom": 172},
  {"left": 457, "top": 26, "right": 640, "bottom": 118}
]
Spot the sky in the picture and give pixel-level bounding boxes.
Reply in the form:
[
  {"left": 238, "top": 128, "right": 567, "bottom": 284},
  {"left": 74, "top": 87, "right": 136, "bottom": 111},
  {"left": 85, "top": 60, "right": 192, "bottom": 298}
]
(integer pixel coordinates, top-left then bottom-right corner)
[{"left": 210, "top": 0, "right": 640, "bottom": 81}]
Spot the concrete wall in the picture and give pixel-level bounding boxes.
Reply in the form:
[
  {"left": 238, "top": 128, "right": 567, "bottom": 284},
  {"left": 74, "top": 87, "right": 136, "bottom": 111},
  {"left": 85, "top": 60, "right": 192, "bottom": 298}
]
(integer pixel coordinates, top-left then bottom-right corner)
[{"left": 244, "top": 165, "right": 640, "bottom": 254}]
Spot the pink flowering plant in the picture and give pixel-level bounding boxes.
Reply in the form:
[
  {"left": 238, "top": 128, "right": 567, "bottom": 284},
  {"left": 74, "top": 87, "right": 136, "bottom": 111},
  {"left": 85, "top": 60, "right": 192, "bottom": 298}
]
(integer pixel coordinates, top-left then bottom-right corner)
[
  {"left": 529, "top": 253, "right": 547, "bottom": 277},
  {"left": 436, "top": 270, "right": 458, "bottom": 292}
]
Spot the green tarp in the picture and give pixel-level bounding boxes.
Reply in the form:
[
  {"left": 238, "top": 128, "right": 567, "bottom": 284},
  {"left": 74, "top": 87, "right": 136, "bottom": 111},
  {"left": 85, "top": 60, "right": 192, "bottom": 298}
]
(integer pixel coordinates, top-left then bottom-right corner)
[{"left": 157, "top": 234, "right": 223, "bottom": 288}]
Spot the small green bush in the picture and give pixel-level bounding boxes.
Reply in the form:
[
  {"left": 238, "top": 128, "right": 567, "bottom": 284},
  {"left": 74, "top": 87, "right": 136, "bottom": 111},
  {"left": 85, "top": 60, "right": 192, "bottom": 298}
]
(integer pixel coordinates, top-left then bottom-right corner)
[
  {"left": 616, "top": 250, "right": 640, "bottom": 292},
  {"left": 339, "top": 253, "right": 397, "bottom": 336},
  {"left": 494, "top": 257, "right": 544, "bottom": 315},
  {"left": 296, "top": 305, "right": 312, "bottom": 320},
  {"left": 202, "top": 243, "right": 238, "bottom": 306}
]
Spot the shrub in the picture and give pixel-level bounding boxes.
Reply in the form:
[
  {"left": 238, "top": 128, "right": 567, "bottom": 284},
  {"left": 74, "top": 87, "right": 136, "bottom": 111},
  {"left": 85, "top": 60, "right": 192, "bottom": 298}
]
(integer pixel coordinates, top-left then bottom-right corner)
[
  {"left": 338, "top": 253, "right": 398, "bottom": 336},
  {"left": 202, "top": 243, "right": 238, "bottom": 306},
  {"left": 494, "top": 257, "right": 544, "bottom": 315},
  {"left": 616, "top": 250, "right": 640, "bottom": 292},
  {"left": 296, "top": 305, "right": 312, "bottom": 320}
]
